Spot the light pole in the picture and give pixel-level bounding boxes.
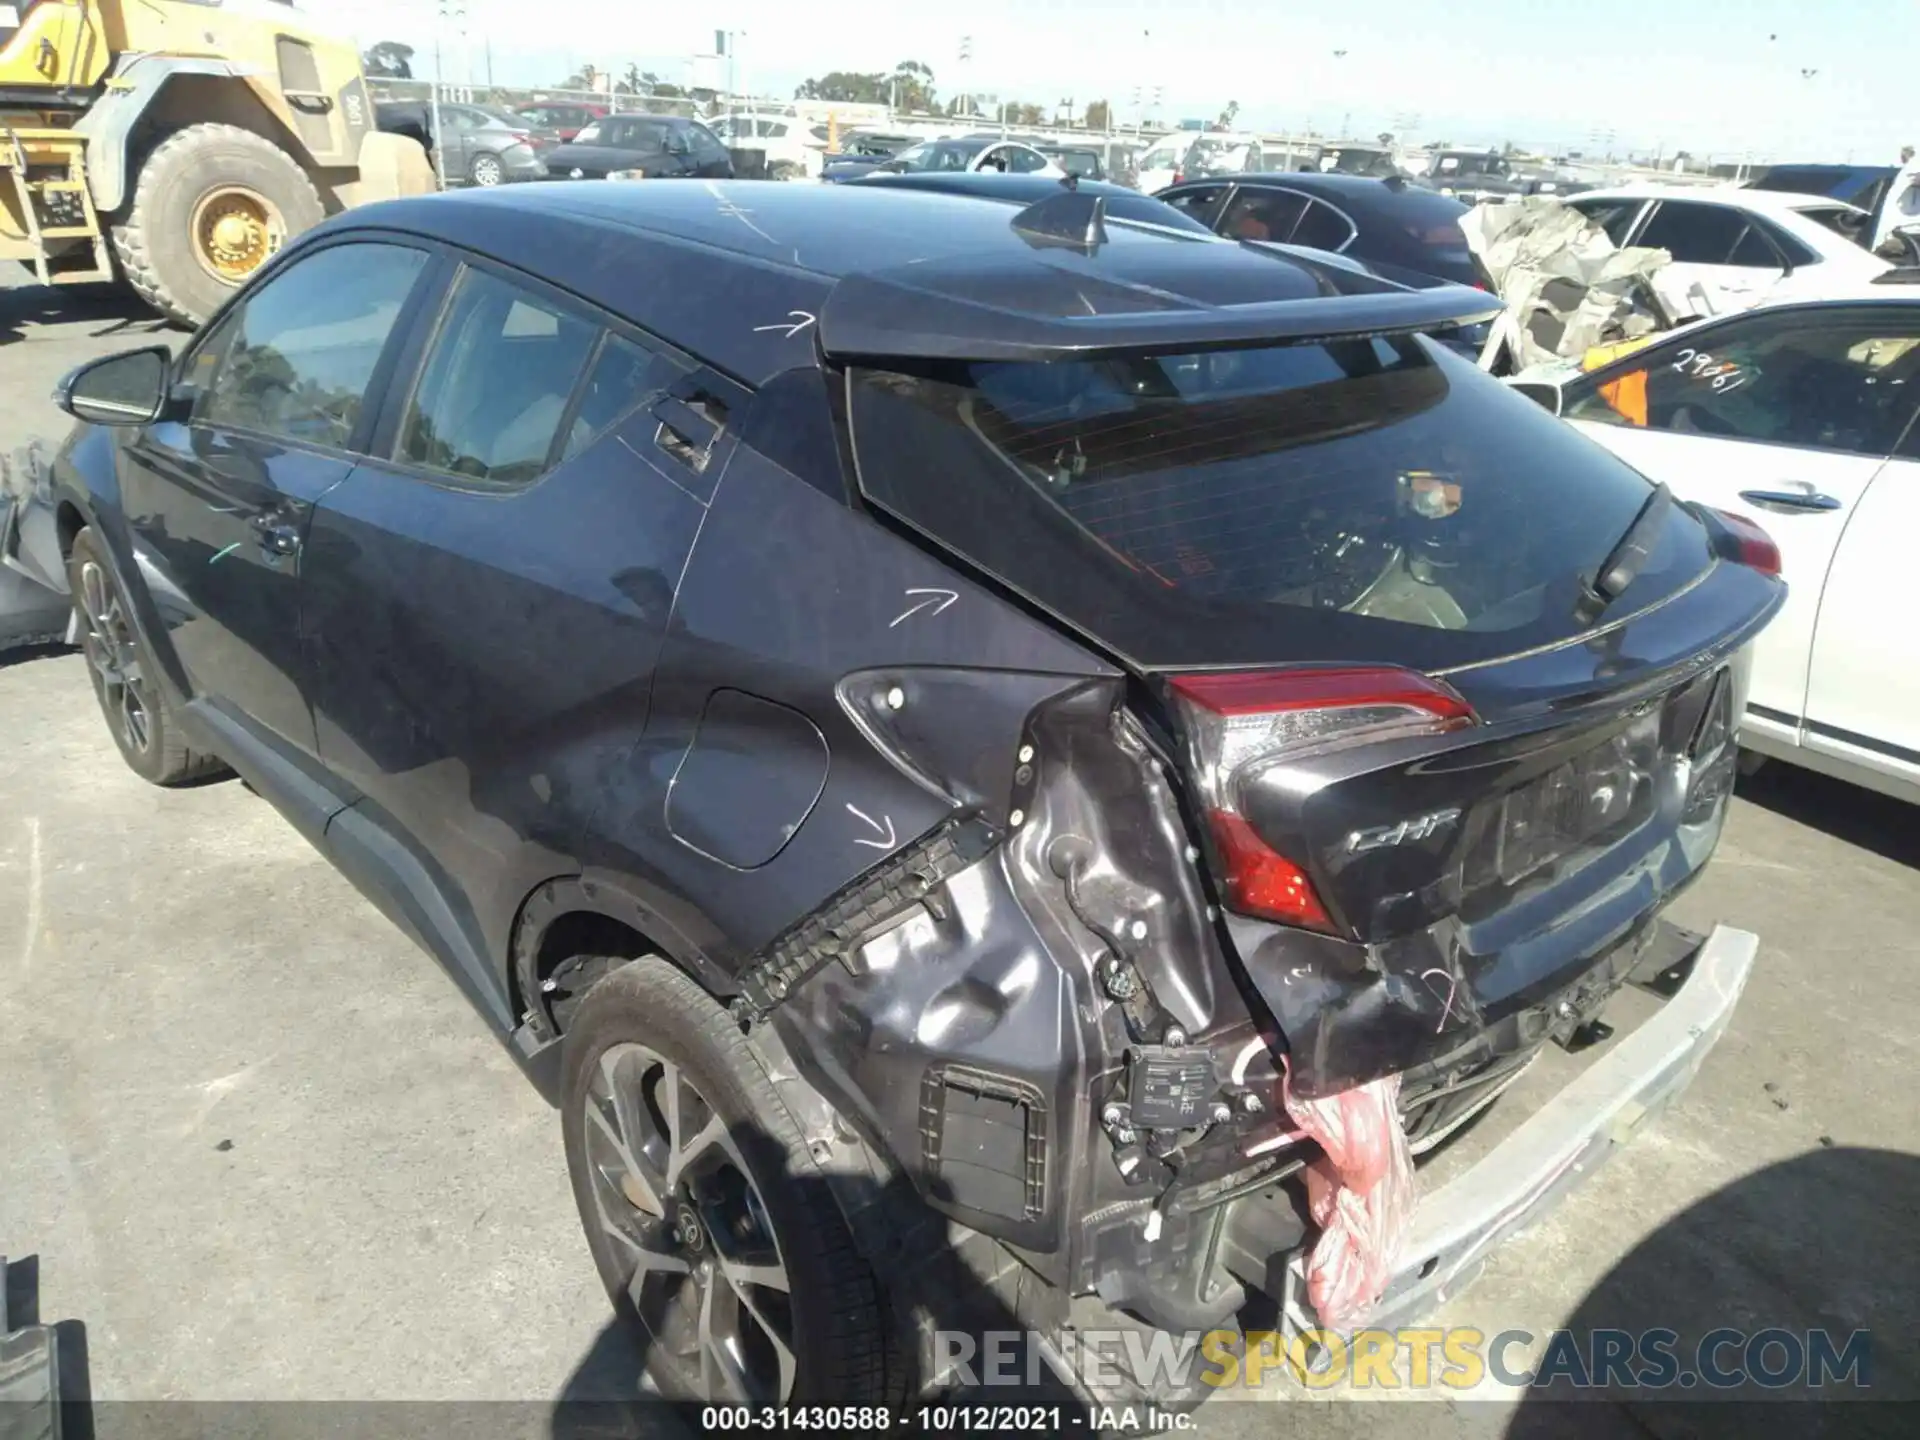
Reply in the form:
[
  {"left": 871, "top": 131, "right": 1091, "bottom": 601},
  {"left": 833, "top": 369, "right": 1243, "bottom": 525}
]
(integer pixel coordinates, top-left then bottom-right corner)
[{"left": 429, "top": 0, "right": 467, "bottom": 191}]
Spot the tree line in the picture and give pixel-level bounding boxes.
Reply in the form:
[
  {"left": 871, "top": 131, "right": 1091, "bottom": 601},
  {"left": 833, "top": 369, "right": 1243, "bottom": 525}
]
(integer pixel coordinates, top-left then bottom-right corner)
[{"left": 361, "top": 45, "right": 1134, "bottom": 130}]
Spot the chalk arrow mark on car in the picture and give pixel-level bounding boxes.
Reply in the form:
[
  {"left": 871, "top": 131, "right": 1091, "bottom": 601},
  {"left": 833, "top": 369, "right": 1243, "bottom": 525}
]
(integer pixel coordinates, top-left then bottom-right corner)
[
  {"left": 846, "top": 803, "right": 897, "bottom": 849},
  {"left": 889, "top": 587, "right": 958, "bottom": 627}
]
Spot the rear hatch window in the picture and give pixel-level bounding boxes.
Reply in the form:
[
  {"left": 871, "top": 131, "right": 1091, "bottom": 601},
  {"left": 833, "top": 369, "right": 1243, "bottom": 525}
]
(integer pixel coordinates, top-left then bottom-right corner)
[{"left": 847, "top": 336, "right": 1714, "bottom": 671}]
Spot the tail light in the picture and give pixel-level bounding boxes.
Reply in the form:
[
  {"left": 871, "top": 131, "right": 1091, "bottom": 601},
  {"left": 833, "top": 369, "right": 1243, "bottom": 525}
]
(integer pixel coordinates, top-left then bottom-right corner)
[
  {"left": 1709, "top": 509, "right": 1782, "bottom": 577},
  {"left": 1169, "top": 667, "right": 1476, "bottom": 932},
  {"left": 1172, "top": 169, "right": 1185, "bottom": 184}
]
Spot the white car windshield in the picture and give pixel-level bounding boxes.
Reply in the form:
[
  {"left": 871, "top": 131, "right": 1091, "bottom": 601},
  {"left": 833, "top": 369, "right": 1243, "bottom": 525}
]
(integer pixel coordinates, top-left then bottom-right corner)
[
  {"left": 1139, "top": 139, "right": 1188, "bottom": 171},
  {"left": 886, "top": 140, "right": 981, "bottom": 173}
]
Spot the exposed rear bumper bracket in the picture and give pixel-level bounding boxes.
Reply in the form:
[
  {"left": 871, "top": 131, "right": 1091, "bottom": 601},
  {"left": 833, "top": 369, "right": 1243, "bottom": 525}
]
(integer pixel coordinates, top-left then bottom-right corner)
[{"left": 1279, "top": 923, "right": 1756, "bottom": 1337}]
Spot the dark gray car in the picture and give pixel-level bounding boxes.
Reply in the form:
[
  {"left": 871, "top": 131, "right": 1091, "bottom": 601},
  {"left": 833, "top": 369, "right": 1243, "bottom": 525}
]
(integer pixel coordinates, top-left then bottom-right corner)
[
  {"left": 374, "top": 101, "right": 546, "bottom": 187},
  {"left": 45, "top": 180, "right": 1780, "bottom": 1411}
]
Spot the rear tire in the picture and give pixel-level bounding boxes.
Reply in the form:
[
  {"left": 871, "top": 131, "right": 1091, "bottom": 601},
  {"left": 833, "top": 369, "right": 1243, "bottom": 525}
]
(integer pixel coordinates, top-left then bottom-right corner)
[
  {"left": 67, "top": 527, "right": 227, "bottom": 787},
  {"left": 560, "top": 957, "right": 899, "bottom": 1405},
  {"left": 111, "top": 123, "right": 325, "bottom": 327},
  {"left": 469, "top": 152, "right": 504, "bottom": 187}
]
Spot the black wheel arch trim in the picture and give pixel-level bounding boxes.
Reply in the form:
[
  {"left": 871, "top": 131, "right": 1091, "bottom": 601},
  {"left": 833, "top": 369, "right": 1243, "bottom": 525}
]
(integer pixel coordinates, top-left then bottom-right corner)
[
  {"left": 56, "top": 484, "right": 197, "bottom": 709},
  {"left": 510, "top": 872, "right": 741, "bottom": 1047}
]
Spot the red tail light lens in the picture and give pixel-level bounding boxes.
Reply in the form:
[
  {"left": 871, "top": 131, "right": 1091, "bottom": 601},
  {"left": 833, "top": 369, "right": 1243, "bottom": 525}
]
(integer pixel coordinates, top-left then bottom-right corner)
[
  {"left": 1208, "top": 811, "right": 1334, "bottom": 931},
  {"left": 1171, "top": 667, "right": 1475, "bottom": 932},
  {"left": 1711, "top": 509, "right": 1782, "bottom": 577}
]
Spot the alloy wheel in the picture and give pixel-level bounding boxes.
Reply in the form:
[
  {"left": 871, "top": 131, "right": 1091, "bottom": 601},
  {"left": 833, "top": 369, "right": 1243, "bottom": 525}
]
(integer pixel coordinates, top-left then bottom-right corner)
[
  {"left": 77, "top": 559, "right": 153, "bottom": 756},
  {"left": 581, "top": 1043, "right": 796, "bottom": 1403},
  {"left": 472, "top": 154, "right": 504, "bottom": 186}
]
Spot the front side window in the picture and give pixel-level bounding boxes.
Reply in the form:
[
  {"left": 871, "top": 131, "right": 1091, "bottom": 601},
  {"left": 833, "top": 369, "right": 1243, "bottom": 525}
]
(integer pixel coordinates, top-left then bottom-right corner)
[
  {"left": 1570, "top": 198, "right": 1643, "bottom": 247},
  {"left": 191, "top": 242, "right": 427, "bottom": 450},
  {"left": 1565, "top": 312, "right": 1920, "bottom": 456},
  {"left": 1161, "top": 184, "right": 1225, "bottom": 224},
  {"left": 1003, "top": 146, "right": 1051, "bottom": 174},
  {"left": 689, "top": 125, "right": 731, "bottom": 164},
  {"left": 397, "top": 268, "right": 598, "bottom": 484}
]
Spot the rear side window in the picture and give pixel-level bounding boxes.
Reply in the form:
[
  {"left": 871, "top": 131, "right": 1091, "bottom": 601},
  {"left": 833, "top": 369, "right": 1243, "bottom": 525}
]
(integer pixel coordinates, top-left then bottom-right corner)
[
  {"left": 1637, "top": 202, "right": 1775, "bottom": 267},
  {"left": 398, "top": 268, "right": 598, "bottom": 484},
  {"left": 847, "top": 339, "right": 1712, "bottom": 668},
  {"left": 1291, "top": 199, "right": 1356, "bottom": 251},
  {"left": 192, "top": 242, "right": 427, "bottom": 450},
  {"left": 1220, "top": 188, "right": 1308, "bottom": 243},
  {"left": 561, "top": 335, "right": 691, "bottom": 461},
  {"left": 1798, "top": 205, "right": 1871, "bottom": 247}
]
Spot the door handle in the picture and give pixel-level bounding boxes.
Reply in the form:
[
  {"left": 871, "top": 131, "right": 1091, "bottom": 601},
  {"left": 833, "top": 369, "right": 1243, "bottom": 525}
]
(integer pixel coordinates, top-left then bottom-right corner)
[
  {"left": 249, "top": 513, "right": 301, "bottom": 557},
  {"left": 1738, "top": 487, "right": 1843, "bottom": 513}
]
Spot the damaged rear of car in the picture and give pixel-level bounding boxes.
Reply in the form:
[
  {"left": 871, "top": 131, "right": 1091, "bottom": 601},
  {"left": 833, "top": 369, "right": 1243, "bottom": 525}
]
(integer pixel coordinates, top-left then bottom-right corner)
[
  {"left": 43, "top": 180, "right": 1782, "bottom": 1411},
  {"left": 776, "top": 195, "right": 1783, "bottom": 1389}
]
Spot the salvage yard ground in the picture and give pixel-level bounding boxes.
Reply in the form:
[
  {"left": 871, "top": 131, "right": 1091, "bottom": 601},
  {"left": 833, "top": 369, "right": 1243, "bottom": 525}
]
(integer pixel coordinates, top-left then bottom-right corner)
[{"left": 2, "top": 279, "right": 1916, "bottom": 1433}]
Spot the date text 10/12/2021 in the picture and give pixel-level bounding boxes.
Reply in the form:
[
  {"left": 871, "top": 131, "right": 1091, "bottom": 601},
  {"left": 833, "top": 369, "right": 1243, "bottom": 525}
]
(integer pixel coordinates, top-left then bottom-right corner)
[{"left": 698, "top": 1407, "right": 1190, "bottom": 1432}]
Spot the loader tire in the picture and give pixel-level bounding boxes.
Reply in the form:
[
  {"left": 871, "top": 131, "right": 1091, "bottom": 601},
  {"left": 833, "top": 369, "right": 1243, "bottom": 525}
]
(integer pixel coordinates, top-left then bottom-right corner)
[{"left": 111, "top": 124, "right": 325, "bottom": 327}]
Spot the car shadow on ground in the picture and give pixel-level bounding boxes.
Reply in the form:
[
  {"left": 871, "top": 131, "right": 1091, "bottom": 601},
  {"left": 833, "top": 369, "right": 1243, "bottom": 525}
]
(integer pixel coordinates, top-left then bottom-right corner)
[
  {"left": 0, "top": 281, "right": 176, "bottom": 347},
  {"left": 0, "top": 641, "right": 71, "bottom": 670},
  {"left": 1735, "top": 763, "right": 1918, "bottom": 870},
  {"left": 1506, "top": 1145, "right": 1919, "bottom": 1440},
  {"left": 543, "top": 1129, "right": 1919, "bottom": 1439}
]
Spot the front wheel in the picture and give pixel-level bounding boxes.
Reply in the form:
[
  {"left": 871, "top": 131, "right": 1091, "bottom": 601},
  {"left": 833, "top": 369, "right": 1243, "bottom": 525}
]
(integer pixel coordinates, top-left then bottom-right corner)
[
  {"left": 67, "top": 527, "right": 227, "bottom": 786},
  {"left": 561, "top": 958, "right": 901, "bottom": 1405}
]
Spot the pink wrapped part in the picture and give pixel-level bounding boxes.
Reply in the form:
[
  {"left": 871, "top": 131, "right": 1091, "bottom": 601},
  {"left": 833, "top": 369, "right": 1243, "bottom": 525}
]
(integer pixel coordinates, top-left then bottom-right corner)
[{"left": 1281, "top": 1064, "right": 1417, "bottom": 1332}]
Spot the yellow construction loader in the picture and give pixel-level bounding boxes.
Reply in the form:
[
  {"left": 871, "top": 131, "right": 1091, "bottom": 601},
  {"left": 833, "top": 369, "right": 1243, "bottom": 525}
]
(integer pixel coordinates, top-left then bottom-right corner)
[{"left": 1, "top": 0, "right": 434, "bottom": 325}]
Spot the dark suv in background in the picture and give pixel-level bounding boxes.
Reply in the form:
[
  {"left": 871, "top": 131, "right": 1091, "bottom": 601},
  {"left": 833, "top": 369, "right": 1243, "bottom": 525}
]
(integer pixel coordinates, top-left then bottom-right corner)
[{"left": 49, "top": 181, "right": 1778, "bottom": 1409}]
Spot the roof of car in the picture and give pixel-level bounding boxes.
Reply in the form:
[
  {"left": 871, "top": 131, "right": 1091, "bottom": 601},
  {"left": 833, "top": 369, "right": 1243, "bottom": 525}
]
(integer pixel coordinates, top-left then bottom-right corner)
[
  {"left": 1201, "top": 171, "right": 1461, "bottom": 199},
  {"left": 845, "top": 172, "right": 1201, "bottom": 225},
  {"left": 311, "top": 181, "right": 1499, "bottom": 383},
  {"left": 1573, "top": 183, "right": 1868, "bottom": 216}
]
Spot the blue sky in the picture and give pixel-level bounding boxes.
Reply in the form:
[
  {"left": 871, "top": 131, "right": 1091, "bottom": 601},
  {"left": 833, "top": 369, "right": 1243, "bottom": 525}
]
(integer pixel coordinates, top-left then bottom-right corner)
[{"left": 323, "top": 0, "right": 1915, "bottom": 161}]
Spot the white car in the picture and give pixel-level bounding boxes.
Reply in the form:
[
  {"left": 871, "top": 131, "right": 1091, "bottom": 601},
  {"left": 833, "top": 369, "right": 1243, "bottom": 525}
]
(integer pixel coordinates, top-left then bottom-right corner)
[
  {"left": 1518, "top": 290, "right": 1920, "bottom": 803},
  {"left": 853, "top": 136, "right": 1065, "bottom": 180},
  {"left": 706, "top": 114, "right": 819, "bottom": 179},
  {"left": 1566, "top": 185, "right": 1892, "bottom": 321},
  {"left": 1137, "top": 132, "right": 1265, "bottom": 194}
]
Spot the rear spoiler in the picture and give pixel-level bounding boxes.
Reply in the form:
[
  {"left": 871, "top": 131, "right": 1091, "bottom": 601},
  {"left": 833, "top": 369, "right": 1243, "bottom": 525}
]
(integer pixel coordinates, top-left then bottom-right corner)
[{"left": 817, "top": 204, "right": 1505, "bottom": 365}]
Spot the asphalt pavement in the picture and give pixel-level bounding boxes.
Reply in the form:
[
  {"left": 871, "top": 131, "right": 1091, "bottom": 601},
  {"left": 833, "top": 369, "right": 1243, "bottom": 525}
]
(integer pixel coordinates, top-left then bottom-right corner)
[{"left": 3, "top": 277, "right": 1915, "bottom": 1434}]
